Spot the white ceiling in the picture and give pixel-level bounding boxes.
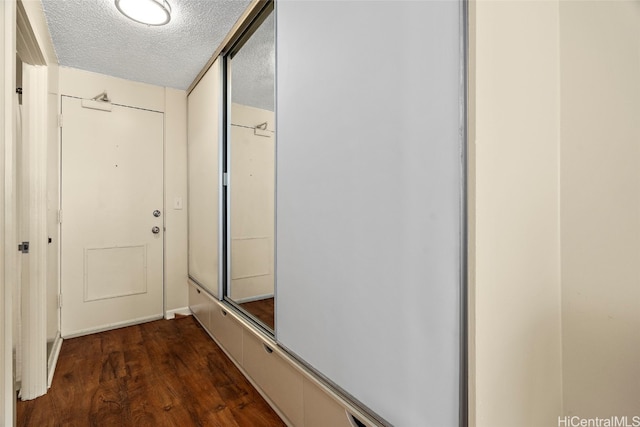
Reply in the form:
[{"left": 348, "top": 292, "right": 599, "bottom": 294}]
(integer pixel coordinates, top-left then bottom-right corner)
[{"left": 41, "top": 0, "right": 252, "bottom": 90}]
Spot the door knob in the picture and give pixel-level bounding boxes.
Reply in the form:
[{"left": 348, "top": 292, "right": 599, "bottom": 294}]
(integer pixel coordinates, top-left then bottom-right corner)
[
  {"left": 152, "top": 226, "right": 160, "bottom": 234},
  {"left": 153, "top": 210, "right": 161, "bottom": 217}
]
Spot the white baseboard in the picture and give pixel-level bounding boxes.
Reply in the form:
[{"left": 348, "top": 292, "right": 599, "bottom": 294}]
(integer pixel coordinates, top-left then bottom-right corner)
[
  {"left": 62, "top": 314, "right": 164, "bottom": 339},
  {"left": 47, "top": 334, "right": 63, "bottom": 388},
  {"left": 165, "top": 307, "right": 192, "bottom": 320},
  {"left": 234, "top": 293, "right": 274, "bottom": 304}
]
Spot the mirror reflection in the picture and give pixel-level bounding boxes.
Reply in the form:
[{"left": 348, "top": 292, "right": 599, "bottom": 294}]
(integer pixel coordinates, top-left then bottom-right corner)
[{"left": 226, "top": 10, "right": 275, "bottom": 331}]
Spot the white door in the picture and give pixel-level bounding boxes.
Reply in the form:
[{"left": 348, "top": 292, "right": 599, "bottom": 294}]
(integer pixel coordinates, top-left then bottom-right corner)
[
  {"left": 60, "top": 96, "right": 164, "bottom": 337},
  {"left": 229, "top": 106, "right": 275, "bottom": 302}
]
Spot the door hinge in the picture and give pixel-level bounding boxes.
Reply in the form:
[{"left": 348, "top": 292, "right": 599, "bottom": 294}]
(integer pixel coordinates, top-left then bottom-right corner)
[
  {"left": 58, "top": 209, "right": 63, "bottom": 224},
  {"left": 58, "top": 294, "right": 63, "bottom": 308},
  {"left": 18, "top": 241, "right": 29, "bottom": 254},
  {"left": 223, "top": 172, "right": 229, "bottom": 186},
  {"left": 58, "top": 114, "right": 63, "bottom": 128}
]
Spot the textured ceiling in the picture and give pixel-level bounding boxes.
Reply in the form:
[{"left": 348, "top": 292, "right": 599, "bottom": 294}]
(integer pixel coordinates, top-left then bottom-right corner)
[
  {"left": 231, "top": 11, "right": 274, "bottom": 111},
  {"left": 41, "top": 0, "right": 252, "bottom": 90}
]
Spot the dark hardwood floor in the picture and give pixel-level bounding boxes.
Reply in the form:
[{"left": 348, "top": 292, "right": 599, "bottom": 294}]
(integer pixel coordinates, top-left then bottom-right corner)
[
  {"left": 239, "top": 298, "right": 274, "bottom": 330},
  {"left": 17, "top": 316, "right": 285, "bottom": 427}
]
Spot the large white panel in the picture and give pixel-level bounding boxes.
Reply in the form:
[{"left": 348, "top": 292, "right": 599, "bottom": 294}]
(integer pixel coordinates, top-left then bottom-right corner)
[
  {"left": 187, "top": 60, "right": 221, "bottom": 296},
  {"left": 276, "top": 2, "right": 463, "bottom": 426}
]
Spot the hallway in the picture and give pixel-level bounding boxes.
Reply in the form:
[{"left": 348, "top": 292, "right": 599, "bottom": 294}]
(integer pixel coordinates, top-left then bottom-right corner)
[{"left": 17, "top": 317, "right": 284, "bottom": 426}]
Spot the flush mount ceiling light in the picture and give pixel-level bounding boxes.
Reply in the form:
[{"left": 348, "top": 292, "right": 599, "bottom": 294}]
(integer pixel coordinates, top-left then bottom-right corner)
[{"left": 115, "top": 0, "right": 172, "bottom": 26}]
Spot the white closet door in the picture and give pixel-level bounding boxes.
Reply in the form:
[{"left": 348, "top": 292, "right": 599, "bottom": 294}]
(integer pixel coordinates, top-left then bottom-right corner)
[
  {"left": 187, "top": 60, "right": 221, "bottom": 297},
  {"left": 275, "top": 1, "right": 464, "bottom": 426}
]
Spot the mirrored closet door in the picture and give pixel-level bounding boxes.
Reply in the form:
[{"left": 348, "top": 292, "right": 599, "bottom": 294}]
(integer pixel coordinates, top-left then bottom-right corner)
[{"left": 224, "top": 6, "right": 275, "bottom": 333}]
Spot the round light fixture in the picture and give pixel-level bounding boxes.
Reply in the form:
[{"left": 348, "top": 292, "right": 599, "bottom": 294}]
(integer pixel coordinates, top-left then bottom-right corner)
[{"left": 115, "top": 0, "right": 171, "bottom": 26}]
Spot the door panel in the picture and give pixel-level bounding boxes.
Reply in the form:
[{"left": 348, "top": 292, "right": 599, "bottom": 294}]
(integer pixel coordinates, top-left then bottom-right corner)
[{"left": 61, "top": 96, "right": 163, "bottom": 337}]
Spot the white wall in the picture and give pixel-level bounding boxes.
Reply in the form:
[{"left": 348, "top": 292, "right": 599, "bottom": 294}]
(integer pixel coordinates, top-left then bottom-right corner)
[
  {"left": 59, "top": 67, "right": 164, "bottom": 111},
  {"left": 560, "top": 0, "right": 640, "bottom": 417},
  {"left": 164, "top": 88, "right": 188, "bottom": 312},
  {"left": 471, "top": 1, "right": 563, "bottom": 426},
  {"left": 58, "top": 67, "right": 188, "bottom": 313},
  {"left": 472, "top": 2, "right": 640, "bottom": 424}
]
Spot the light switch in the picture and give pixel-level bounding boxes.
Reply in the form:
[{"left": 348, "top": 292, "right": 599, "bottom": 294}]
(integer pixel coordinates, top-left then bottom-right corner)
[{"left": 174, "top": 197, "right": 183, "bottom": 210}]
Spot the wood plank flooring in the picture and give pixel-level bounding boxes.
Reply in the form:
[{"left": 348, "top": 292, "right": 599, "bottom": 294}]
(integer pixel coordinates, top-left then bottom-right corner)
[
  {"left": 239, "top": 298, "right": 274, "bottom": 330},
  {"left": 17, "top": 316, "right": 285, "bottom": 427}
]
